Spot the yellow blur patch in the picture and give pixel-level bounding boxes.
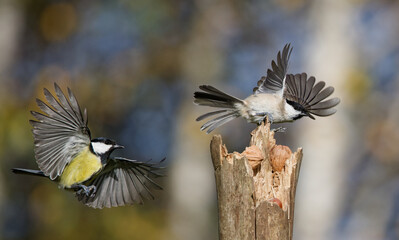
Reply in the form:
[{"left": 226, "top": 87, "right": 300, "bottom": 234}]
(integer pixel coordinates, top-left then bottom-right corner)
[
  {"left": 345, "top": 70, "right": 372, "bottom": 104},
  {"left": 60, "top": 147, "right": 102, "bottom": 188},
  {"left": 39, "top": 3, "right": 77, "bottom": 42}
]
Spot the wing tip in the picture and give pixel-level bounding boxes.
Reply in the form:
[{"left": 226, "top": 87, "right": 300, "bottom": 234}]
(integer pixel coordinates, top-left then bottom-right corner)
[{"left": 53, "top": 82, "right": 61, "bottom": 92}]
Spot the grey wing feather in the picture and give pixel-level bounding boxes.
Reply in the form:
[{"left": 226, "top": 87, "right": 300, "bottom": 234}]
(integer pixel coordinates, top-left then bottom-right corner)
[
  {"left": 306, "top": 81, "right": 326, "bottom": 105},
  {"left": 310, "top": 108, "right": 337, "bottom": 116},
  {"left": 284, "top": 73, "right": 340, "bottom": 118},
  {"left": 53, "top": 84, "right": 81, "bottom": 125},
  {"left": 310, "top": 98, "right": 340, "bottom": 110},
  {"left": 285, "top": 75, "right": 296, "bottom": 98},
  {"left": 76, "top": 157, "right": 164, "bottom": 209},
  {"left": 254, "top": 43, "right": 293, "bottom": 94},
  {"left": 31, "top": 83, "right": 91, "bottom": 180},
  {"left": 304, "top": 76, "right": 316, "bottom": 100},
  {"left": 67, "top": 87, "right": 89, "bottom": 127},
  {"left": 299, "top": 73, "right": 307, "bottom": 100},
  {"left": 307, "top": 86, "right": 334, "bottom": 106}
]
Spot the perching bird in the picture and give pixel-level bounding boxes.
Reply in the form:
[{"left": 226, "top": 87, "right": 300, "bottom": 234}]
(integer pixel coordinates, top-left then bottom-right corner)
[
  {"left": 194, "top": 43, "right": 340, "bottom": 133},
  {"left": 12, "top": 83, "right": 164, "bottom": 209}
]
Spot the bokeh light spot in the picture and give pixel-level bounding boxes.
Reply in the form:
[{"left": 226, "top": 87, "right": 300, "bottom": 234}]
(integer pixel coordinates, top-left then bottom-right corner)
[
  {"left": 39, "top": 3, "right": 77, "bottom": 42},
  {"left": 345, "top": 70, "right": 372, "bottom": 104}
]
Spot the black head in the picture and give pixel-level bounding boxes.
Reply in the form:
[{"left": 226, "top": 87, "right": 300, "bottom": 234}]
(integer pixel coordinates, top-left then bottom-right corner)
[
  {"left": 90, "top": 137, "right": 124, "bottom": 156},
  {"left": 286, "top": 99, "right": 315, "bottom": 120}
]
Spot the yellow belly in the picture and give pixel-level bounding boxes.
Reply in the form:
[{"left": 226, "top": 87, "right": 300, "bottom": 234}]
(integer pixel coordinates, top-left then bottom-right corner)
[{"left": 59, "top": 146, "right": 102, "bottom": 188}]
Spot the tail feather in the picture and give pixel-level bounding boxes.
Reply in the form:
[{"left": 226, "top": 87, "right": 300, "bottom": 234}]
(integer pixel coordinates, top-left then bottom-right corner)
[
  {"left": 200, "top": 111, "right": 239, "bottom": 134},
  {"left": 194, "top": 85, "right": 244, "bottom": 109},
  {"left": 196, "top": 110, "right": 228, "bottom": 121},
  {"left": 205, "top": 114, "right": 238, "bottom": 133},
  {"left": 198, "top": 85, "right": 242, "bottom": 101},
  {"left": 194, "top": 95, "right": 236, "bottom": 108},
  {"left": 194, "top": 85, "right": 243, "bottom": 133},
  {"left": 200, "top": 111, "right": 235, "bottom": 131},
  {"left": 12, "top": 168, "right": 46, "bottom": 177}
]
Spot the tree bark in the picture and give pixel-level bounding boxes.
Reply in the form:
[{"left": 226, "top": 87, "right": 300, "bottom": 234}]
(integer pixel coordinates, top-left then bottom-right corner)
[{"left": 210, "top": 121, "right": 303, "bottom": 240}]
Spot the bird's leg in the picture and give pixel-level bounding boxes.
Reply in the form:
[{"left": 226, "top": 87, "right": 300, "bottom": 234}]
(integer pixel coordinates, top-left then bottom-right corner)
[
  {"left": 255, "top": 112, "right": 285, "bottom": 132},
  {"left": 255, "top": 112, "right": 274, "bottom": 125},
  {"left": 71, "top": 184, "right": 97, "bottom": 197}
]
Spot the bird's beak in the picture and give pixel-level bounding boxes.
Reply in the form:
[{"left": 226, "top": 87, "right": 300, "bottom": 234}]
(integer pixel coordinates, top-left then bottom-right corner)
[
  {"left": 301, "top": 112, "right": 315, "bottom": 120},
  {"left": 306, "top": 112, "right": 315, "bottom": 120},
  {"left": 113, "top": 144, "right": 124, "bottom": 149}
]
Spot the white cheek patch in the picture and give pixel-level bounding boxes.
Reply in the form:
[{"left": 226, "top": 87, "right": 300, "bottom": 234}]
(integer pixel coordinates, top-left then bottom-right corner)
[
  {"left": 91, "top": 142, "right": 112, "bottom": 155},
  {"left": 284, "top": 102, "right": 302, "bottom": 119}
]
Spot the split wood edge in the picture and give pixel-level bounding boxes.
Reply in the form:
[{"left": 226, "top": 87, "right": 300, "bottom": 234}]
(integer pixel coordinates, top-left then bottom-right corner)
[{"left": 210, "top": 121, "right": 303, "bottom": 240}]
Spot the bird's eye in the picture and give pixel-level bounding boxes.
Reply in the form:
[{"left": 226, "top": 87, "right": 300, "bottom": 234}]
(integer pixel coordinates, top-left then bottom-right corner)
[{"left": 105, "top": 139, "right": 111, "bottom": 145}]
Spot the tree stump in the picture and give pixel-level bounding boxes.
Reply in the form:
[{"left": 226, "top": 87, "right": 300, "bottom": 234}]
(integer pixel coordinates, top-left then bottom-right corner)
[{"left": 210, "top": 121, "right": 303, "bottom": 240}]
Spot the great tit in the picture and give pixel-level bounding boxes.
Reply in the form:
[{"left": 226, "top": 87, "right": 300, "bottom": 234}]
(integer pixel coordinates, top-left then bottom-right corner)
[
  {"left": 12, "top": 83, "right": 164, "bottom": 209},
  {"left": 194, "top": 43, "right": 340, "bottom": 133}
]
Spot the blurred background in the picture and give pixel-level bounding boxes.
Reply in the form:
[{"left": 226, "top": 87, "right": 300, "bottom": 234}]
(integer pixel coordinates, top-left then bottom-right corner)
[{"left": 0, "top": 0, "right": 398, "bottom": 239}]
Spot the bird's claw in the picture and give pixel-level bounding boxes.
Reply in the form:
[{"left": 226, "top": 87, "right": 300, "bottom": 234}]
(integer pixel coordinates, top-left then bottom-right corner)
[
  {"left": 272, "top": 127, "right": 286, "bottom": 133},
  {"left": 76, "top": 185, "right": 97, "bottom": 197},
  {"left": 86, "top": 185, "right": 96, "bottom": 197}
]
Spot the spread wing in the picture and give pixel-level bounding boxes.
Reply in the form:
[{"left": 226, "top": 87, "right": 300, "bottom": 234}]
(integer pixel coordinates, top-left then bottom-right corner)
[
  {"left": 76, "top": 157, "right": 165, "bottom": 209},
  {"left": 253, "top": 43, "right": 293, "bottom": 94},
  {"left": 30, "top": 83, "right": 91, "bottom": 180},
  {"left": 284, "top": 73, "right": 340, "bottom": 119}
]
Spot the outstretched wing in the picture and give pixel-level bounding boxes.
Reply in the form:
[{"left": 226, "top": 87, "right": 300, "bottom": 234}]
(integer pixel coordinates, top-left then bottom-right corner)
[
  {"left": 284, "top": 73, "right": 340, "bottom": 119},
  {"left": 76, "top": 157, "right": 165, "bottom": 209},
  {"left": 30, "top": 83, "right": 91, "bottom": 180},
  {"left": 253, "top": 43, "right": 293, "bottom": 94}
]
